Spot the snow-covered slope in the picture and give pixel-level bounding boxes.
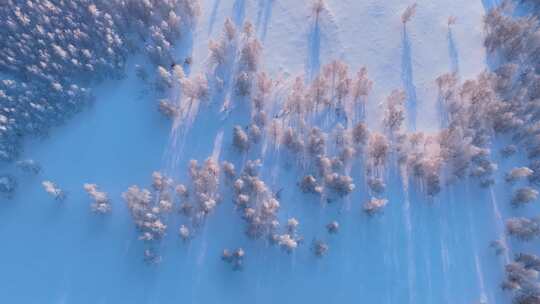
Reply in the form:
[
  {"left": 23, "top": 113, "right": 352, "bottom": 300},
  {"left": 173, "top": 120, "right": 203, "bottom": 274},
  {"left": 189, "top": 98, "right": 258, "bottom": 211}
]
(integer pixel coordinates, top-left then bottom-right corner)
[{"left": 0, "top": 1, "right": 524, "bottom": 304}]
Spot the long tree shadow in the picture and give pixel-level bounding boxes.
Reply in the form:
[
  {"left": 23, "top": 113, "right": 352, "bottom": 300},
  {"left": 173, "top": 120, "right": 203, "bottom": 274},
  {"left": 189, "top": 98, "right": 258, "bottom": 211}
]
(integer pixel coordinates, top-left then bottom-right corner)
[
  {"left": 481, "top": 0, "right": 499, "bottom": 11},
  {"left": 256, "top": 0, "right": 274, "bottom": 41},
  {"left": 401, "top": 25, "right": 418, "bottom": 131},
  {"left": 207, "top": 0, "right": 221, "bottom": 35},
  {"left": 448, "top": 27, "right": 460, "bottom": 74},
  {"left": 233, "top": 0, "right": 246, "bottom": 27},
  {"left": 307, "top": 15, "right": 322, "bottom": 81}
]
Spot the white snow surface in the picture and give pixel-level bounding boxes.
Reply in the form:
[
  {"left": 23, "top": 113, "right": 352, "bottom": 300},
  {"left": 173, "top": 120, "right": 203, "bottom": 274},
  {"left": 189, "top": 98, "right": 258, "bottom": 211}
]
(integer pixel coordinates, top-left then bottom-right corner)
[{"left": 0, "top": 1, "right": 523, "bottom": 304}]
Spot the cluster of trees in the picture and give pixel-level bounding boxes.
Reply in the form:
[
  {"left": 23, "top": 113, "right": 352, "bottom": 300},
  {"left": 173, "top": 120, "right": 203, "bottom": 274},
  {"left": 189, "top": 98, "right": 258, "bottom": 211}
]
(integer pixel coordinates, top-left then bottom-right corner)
[
  {"left": 0, "top": 0, "right": 200, "bottom": 163},
  {"left": 502, "top": 253, "right": 540, "bottom": 304},
  {"left": 278, "top": 60, "right": 373, "bottom": 126},
  {"left": 507, "top": 216, "right": 540, "bottom": 241},
  {"left": 122, "top": 183, "right": 168, "bottom": 242},
  {"left": 122, "top": 171, "right": 175, "bottom": 261},
  {"left": 481, "top": 4, "right": 540, "bottom": 301},
  {"left": 178, "top": 158, "right": 221, "bottom": 229},
  {"left": 228, "top": 159, "right": 283, "bottom": 241},
  {"left": 207, "top": 19, "right": 263, "bottom": 112}
]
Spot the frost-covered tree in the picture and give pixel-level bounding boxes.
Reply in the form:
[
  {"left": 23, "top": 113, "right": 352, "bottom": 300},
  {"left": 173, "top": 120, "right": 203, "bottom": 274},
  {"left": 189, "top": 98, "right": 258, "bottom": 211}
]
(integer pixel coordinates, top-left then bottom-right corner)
[
  {"left": 312, "top": 239, "right": 329, "bottom": 257},
  {"left": 401, "top": 3, "right": 417, "bottom": 24},
  {"left": 222, "top": 161, "right": 236, "bottom": 180},
  {"left": 506, "top": 167, "right": 534, "bottom": 183},
  {"left": 507, "top": 217, "right": 540, "bottom": 241},
  {"left": 368, "top": 133, "right": 389, "bottom": 168},
  {"left": 367, "top": 177, "right": 386, "bottom": 194},
  {"left": 383, "top": 90, "right": 406, "bottom": 137},
  {"left": 158, "top": 99, "right": 179, "bottom": 119},
  {"left": 143, "top": 248, "right": 162, "bottom": 265},
  {"left": 352, "top": 67, "right": 373, "bottom": 107},
  {"left": 233, "top": 126, "right": 250, "bottom": 151},
  {"left": 179, "top": 225, "right": 191, "bottom": 242},
  {"left": 490, "top": 239, "right": 507, "bottom": 256},
  {"left": 42, "top": 181, "right": 66, "bottom": 201},
  {"left": 502, "top": 253, "right": 540, "bottom": 303},
  {"left": 83, "top": 183, "right": 111, "bottom": 214},
  {"left": 363, "top": 198, "right": 388, "bottom": 215},
  {"left": 308, "top": 127, "right": 326, "bottom": 156},
  {"left": 0, "top": 0, "right": 201, "bottom": 162},
  {"left": 221, "top": 247, "right": 245, "bottom": 270},
  {"left": 252, "top": 72, "right": 273, "bottom": 114},
  {"left": 287, "top": 218, "right": 300, "bottom": 233},
  {"left": 276, "top": 234, "right": 299, "bottom": 253},
  {"left": 501, "top": 145, "right": 518, "bottom": 158},
  {"left": 352, "top": 122, "right": 369, "bottom": 146},
  {"left": 325, "top": 173, "right": 355, "bottom": 196},
  {"left": 299, "top": 175, "right": 323, "bottom": 195},
  {"left": 326, "top": 221, "right": 339, "bottom": 234},
  {"left": 511, "top": 187, "right": 539, "bottom": 208}
]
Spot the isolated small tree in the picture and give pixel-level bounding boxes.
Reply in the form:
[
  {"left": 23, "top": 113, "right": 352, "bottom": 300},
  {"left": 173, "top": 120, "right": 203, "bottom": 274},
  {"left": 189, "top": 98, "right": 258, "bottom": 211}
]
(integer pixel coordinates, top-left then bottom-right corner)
[
  {"left": 448, "top": 16, "right": 457, "bottom": 27},
  {"left": 401, "top": 3, "right": 417, "bottom": 24},
  {"left": 222, "top": 161, "right": 236, "bottom": 180},
  {"left": 239, "top": 38, "right": 262, "bottom": 72},
  {"left": 352, "top": 67, "right": 373, "bottom": 103},
  {"left": 326, "top": 221, "right": 339, "bottom": 234},
  {"left": 312, "top": 239, "right": 329, "bottom": 257},
  {"left": 352, "top": 122, "right": 369, "bottom": 146},
  {"left": 308, "top": 127, "right": 326, "bottom": 156},
  {"left": 179, "top": 225, "right": 191, "bottom": 242},
  {"left": 287, "top": 218, "right": 299, "bottom": 233},
  {"left": 176, "top": 184, "right": 189, "bottom": 199},
  {"left": 383, "top": 90, "right": 406, "bottom": 136},
  {"left": 511, "top": 187, "right": 539, "bottom": 207},
  {"left": 299, "top": 175, "right": 323, "bottom": 195},
  {"left": 156, "top": 66, "right": 172, "bottom": 90},
  {"left": 42, "top": 180, "right": 66, "bottom": 201},
  {"left": 368, "top": 133, "right": 390, "bottom": 167},
  {"left": 233, "top": 126, "right": 250, "bottom": 151},
  {"left": 158, "top": 99, "right": 178, "bottom": 119},
  {"left": 490, "top": 239, "right": 507, "bottom": 256},
  {"left": 83, "top": 183, "right": 111, "bottom": 214},
  {"left": 282, "top": 127, "right": 305, "bottom": 153},
  {"left": 248, "top": 124, "right": 262, "bottom": 143},
  {"left": 312, "top": 0, "right": 327, "bottom": 21},
  {"left": 501, "top": 145, "right": 518, "bottom": 158},
  {"left": 15, "top": 159, "right": 41, "bottom": 174},
  {"left": 182, "top": 74, "right": 209, "bottom": 102},
  {"left": 367, "top": 177, "right": 386, "bottom": 194},
  {"left": 310, "top": 75, "right": 330, "bottom": 107},
  {"left": 143, "top": 248, "right": 162, "bottom": 265},
  {"left": 363, "top": 198, "right": 388, "bottom": 215},
  {"left": 252, "top": 72, "right": 273, "bottom": 112},
  {"left": 506, "top": 167, "right": 534, "bottom": 183}
]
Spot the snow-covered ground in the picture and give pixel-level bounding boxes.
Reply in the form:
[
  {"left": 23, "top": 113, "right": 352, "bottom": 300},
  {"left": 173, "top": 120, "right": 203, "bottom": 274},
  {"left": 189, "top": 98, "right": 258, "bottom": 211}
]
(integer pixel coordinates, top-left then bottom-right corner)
[{"left": 0, "top": 1, "right": 523, "bottom": 303}]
